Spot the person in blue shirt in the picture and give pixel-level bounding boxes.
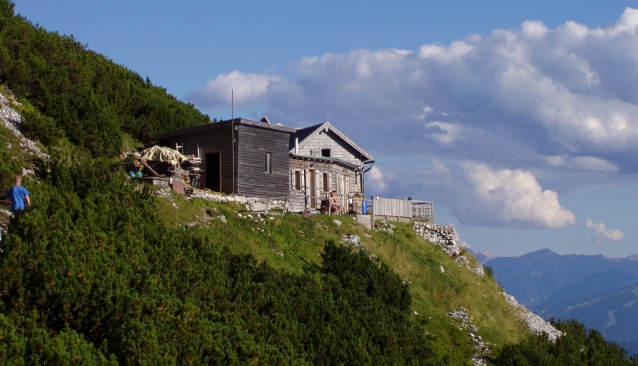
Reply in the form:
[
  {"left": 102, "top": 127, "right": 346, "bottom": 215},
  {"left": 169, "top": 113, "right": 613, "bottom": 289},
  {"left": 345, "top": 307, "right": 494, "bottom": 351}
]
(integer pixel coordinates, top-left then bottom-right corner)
[{"left": 5, "top": 175, "right": 30, "bottom": 214}]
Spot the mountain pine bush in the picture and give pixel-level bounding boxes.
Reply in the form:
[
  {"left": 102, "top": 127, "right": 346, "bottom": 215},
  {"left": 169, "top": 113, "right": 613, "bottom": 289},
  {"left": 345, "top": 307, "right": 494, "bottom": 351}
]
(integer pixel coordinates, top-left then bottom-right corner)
[
  {"left": 0, "top": 0, "right": 210, "bottom": 156},
  {"left": 494, "top": 319, "right": 638, "bottom": 365},
  {"left": 0, "top": 157, "right": 445, "bottom": 365}
]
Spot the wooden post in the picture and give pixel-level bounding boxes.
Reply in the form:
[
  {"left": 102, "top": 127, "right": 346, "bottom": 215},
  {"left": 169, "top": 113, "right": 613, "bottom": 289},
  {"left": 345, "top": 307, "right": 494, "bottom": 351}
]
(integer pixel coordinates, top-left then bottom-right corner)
[
  {"left": 371, "top": 197, "right": 375, "bottom": 230},
  {"left": 135, "top": 156, "right": 159, "bottom": 177},
  {"left": 265, "top": 200, "right": 270, "bottom": 216}
]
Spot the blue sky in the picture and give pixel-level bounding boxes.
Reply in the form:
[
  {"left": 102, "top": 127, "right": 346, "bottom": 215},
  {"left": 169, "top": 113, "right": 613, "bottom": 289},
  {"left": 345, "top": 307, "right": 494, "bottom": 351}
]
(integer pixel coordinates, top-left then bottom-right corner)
[{"left": 13, "top": 0, "right": 638, "bottom": 258}]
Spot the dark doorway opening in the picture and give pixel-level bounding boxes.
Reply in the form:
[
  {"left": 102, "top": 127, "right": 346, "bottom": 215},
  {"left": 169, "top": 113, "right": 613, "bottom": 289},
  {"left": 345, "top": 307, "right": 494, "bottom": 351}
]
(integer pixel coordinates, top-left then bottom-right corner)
[{"left": 205, "top": 153, "right": 221, "bottom": 192}]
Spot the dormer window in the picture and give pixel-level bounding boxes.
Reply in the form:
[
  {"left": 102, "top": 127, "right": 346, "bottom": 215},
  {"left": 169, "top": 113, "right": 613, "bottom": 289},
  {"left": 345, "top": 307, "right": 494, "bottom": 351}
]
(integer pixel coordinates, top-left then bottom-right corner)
[{"left": 322, "top": 149, "right": 331, "bottom": 157}]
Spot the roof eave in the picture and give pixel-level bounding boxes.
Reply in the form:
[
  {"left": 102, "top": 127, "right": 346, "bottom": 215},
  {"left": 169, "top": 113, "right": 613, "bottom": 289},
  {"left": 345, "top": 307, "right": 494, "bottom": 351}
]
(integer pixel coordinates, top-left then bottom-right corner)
[
  {"left": 290, "top": 153, "right": 360, "bottom": 170},
  {"left": 157, "top": 118, "right": 296, "bottom": 140}
]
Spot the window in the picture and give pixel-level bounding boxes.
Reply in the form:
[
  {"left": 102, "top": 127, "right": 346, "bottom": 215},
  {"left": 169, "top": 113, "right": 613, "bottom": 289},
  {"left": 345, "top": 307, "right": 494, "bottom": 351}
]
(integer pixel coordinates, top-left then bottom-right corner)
[
  {"left": 323, "top": 173, "right": 329, "bottom": 191},
  {"left": 295, "top": 171, "right": 301, "bottom": 190},
  {"left": 265, "top": 152, "right": 272, "bottom": 174},
  {"left": 321, "top": 149, "right": 331, "bottom": 157}
]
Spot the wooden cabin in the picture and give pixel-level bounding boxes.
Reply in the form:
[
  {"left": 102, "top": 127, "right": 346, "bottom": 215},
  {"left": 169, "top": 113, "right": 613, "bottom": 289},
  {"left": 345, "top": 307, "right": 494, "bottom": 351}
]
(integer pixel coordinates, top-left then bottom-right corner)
[
  {"left": 158, "top": 118, "right": 374, "bottom": 210},
  {"left": 157, "top": 118, "right": 295, "bottom": 197}
]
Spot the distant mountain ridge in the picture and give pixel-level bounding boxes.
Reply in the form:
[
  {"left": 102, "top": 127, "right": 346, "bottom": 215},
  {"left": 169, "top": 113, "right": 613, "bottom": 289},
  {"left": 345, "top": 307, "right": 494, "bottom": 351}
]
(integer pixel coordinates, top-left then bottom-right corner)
[
  {"left": 530, "top": 282, "right": 638, "bottom": 356},
  {"left": 484, "top": 248, "right": 638, "bottom": 306},
  {"left": 485, "top": 249, "right": 638, "bottom": 356},
  {"left": 461, "top": 246, "right": 498, "bottom": 263},
  {"left": 539, "top": 269, "right": 636, "bottom": 305}
]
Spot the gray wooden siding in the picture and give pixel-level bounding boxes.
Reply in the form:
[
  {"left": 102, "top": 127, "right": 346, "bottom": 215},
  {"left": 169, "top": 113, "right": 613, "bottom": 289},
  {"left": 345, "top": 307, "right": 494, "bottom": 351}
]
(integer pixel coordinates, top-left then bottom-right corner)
[
  {"left": 297, "top": 130, "right": 365, "bottom": 167},
  {"left": 168, "top": 125, "right": 235, "bottom": 194},
  {"left": 236, "top": 125, "right": 290, "bottom": 197}
]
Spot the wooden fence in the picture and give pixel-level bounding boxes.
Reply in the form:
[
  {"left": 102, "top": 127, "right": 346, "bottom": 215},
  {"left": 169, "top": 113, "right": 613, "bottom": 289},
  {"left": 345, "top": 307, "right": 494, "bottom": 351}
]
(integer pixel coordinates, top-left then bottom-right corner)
[
  {"left": 373, "top": 197, "right": 412, "bottom": 218},
  {"left": 372, "top": 197, "right": 434, "bottom": 221}
]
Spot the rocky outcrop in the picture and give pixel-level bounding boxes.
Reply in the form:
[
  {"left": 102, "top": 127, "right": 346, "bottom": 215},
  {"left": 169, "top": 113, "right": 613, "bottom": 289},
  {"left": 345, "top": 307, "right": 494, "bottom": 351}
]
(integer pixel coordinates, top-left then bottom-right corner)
[
  {"left": 153, "top": 187, "right": 178, "bottom": 208},
  {"left": 413, "top": 221, "right": 485, "bottom": 276},
  {"left": 0, "top": 92, "right": 48, "bottom": 162},
  {"left": 501, "top": 292, "right": 562, "bottom": 342},
  {"left": 413, "top": 222, "right": 460, "bottom": 256},
  {"left": 374, "top": 220, "right": 396, "bottom": 234},
  {"left": 341, "top": 233, "right": 378, "bottom": 261},
  {"left": 447, "top": 307, "right": 491, "bottom": 365}
]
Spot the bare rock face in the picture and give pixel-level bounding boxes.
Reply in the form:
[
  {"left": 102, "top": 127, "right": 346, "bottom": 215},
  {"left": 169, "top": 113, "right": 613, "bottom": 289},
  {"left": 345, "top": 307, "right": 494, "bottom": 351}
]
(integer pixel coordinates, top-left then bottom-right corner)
[{"left": 0, "top": 92, "right": 48, "bottom": 161}]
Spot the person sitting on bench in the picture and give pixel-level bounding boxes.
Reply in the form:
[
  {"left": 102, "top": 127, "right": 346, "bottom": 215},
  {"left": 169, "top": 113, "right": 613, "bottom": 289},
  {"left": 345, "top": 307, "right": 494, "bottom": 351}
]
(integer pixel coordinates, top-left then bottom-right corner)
[
  {"left": 329, "top": 191, "right": 346, "bottom": 215},
  {"left": 320, "top": 197, "right": 331, "bottom": 214}
]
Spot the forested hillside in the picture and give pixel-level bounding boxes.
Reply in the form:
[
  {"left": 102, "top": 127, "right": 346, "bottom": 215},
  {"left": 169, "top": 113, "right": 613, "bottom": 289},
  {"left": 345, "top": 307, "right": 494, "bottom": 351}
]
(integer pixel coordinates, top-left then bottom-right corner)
[
  {"left": 0, "top": 0, "right": 209, "bottom": 156},
  {"left": 0, "top": 0, "right": 636, "bottom": 364}
]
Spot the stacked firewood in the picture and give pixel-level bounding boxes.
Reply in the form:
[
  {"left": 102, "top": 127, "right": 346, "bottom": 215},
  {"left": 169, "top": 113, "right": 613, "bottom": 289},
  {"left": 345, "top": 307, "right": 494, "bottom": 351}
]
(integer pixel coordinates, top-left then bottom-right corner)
[
  {"left": 145, "top": 161, "right": 178, "bottom": 176},
  {"left": 181, "top": 157, "right": 203, "bottom": 188}
]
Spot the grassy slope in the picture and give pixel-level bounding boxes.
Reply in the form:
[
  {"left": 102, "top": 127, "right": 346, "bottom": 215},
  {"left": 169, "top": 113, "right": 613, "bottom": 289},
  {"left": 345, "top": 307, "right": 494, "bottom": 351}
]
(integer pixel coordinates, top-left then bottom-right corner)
[{"left": 155, "top": 189, "right": 529, "bottom": 364}]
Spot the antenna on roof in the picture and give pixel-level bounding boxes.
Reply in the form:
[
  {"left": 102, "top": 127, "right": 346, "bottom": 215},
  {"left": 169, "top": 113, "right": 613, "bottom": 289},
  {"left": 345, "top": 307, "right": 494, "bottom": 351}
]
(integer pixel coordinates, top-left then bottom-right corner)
[{"left": 232, "top": 89, "right": 235, "bottom": 194}]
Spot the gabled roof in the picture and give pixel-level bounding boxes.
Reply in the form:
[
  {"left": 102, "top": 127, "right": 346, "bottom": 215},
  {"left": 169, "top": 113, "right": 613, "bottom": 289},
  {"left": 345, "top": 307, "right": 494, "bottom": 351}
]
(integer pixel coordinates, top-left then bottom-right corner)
[{"left": 289, "top": 121, "right": 374, "bottom": 161}]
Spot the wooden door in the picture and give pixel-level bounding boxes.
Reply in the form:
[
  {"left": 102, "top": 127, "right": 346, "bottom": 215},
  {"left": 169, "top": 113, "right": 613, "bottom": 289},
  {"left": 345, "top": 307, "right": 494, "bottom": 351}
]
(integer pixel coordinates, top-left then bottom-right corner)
[{"left": 204, "top": 153, "right": 221, "bottom": 192}]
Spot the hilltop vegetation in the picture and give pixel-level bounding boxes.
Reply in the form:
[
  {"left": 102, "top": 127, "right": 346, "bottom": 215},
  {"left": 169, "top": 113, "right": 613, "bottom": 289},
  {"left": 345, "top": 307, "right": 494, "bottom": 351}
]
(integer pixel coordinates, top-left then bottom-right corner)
[
  {"left": 0, "top": 0, "right": 209, "bottom": 157},
  {"left": 495, "top": 319, "right": 637, "bottom": 366},
  {"left": 0, "top": 0, "right": 636, "bottom": 364}
]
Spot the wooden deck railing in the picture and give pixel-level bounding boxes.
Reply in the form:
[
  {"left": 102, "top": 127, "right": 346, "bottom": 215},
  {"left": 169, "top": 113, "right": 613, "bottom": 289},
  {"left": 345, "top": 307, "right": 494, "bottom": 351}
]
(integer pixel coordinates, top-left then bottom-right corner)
[
  {"left": 255, "top": 194, "right": 373, "bottom": 217},
  {"left": 371, "top": 197, "right": 434, "bottom": 222}
]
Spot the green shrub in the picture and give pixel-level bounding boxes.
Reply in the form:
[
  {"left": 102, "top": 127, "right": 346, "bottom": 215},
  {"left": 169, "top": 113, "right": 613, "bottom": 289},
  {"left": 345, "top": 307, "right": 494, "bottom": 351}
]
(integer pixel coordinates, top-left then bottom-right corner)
[
  {"left": 494, "top": 319, "right": 637, "bottom": 365},
  {"left": 20, "top": 99, "right": 63, "bottom": 146}
]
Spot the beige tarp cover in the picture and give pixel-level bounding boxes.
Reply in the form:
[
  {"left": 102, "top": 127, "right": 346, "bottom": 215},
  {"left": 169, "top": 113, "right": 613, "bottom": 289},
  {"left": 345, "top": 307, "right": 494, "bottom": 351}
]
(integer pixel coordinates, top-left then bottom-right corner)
[{"left": 140, "top": 146, "right": 186, "bottom": 165}]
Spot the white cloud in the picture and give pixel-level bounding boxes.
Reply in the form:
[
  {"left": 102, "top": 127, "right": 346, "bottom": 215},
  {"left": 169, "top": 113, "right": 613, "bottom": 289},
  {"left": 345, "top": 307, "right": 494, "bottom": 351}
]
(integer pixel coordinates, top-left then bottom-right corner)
[
  {"left": 545, "top": 156, "right": 618, "bottom": 172},
  {"left": 422, "top": 161, "right": 576, "bottom": 229},
  {"left": 425, "top": 122, "right": 461, "bottom": 144},
  {"left": 462, "top": 163, "right": 576, "bottom": 228},
  {"left": 366, "top": 165, "right": 388, "bottom": 193},
  {"left": 585, "top": 219, "right": 626, "bottom": 244},
  {"left": 189, "top": 71, "right": 280, "bottom": 108}
]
